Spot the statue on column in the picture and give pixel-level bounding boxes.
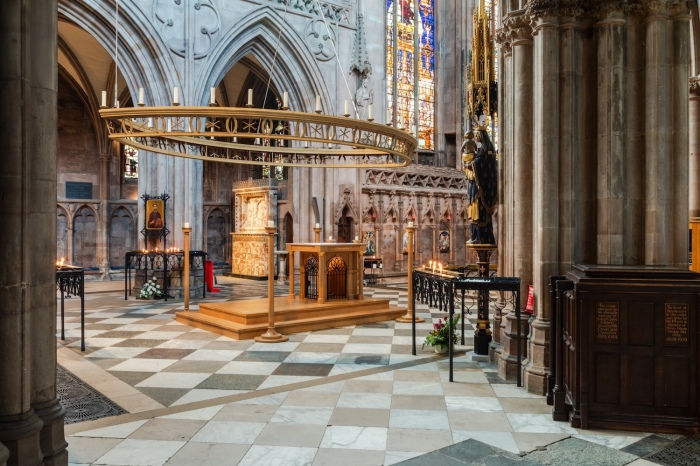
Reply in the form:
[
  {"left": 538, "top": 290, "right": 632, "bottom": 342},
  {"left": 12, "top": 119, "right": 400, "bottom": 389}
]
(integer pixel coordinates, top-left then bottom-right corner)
[{"left": 463, "top": 122, "right": 497, "bottom": 244}]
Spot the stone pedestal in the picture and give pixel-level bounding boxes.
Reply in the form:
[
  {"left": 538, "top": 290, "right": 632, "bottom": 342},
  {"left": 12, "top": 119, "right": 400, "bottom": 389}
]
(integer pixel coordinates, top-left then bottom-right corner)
[
  {"left": 498, "top": 312, "right": 531, "bottom": 382},
  {"left": 232, "top": 180, "right": 278, "bottom": 278}
]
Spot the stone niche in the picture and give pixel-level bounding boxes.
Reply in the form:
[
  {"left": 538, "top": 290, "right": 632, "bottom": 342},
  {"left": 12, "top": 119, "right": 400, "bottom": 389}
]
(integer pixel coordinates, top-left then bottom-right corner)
[{"left": 231, "top": 179, "right": 278, "bottom": 279}]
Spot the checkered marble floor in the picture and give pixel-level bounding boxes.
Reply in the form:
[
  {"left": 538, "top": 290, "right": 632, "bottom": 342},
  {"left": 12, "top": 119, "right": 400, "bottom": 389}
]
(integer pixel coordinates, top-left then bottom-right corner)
[{"left": 58, "top": 277, "right": 676, "bottom": 466}]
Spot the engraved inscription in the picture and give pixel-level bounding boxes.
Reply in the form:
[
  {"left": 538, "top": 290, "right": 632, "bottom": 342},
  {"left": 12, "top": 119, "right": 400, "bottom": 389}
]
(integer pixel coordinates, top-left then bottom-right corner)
[
  {"left": 665, "top": 303, "right": 689, "bottom": 345},
  {"left": 596, "top": 302, "right": 619, "bottom": 343}
]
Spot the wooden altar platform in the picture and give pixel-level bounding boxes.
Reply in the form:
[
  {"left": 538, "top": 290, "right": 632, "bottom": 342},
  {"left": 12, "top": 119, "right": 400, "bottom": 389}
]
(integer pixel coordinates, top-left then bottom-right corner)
[{"left": 175, "top": 297, "right": 406, "bottom": 340}]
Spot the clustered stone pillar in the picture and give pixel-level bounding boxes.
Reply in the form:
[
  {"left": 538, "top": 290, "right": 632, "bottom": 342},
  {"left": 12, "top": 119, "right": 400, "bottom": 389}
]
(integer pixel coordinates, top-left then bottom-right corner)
[
  {"left": 690, "top": 76, "right": 700, "bottom": 218},
  {"left": 0, "top": 1, "right": 67, "bottom": 465},
  {"left": 498, "top": 0, "right": 692, "bottom": 394},
  {"left": 498, "top": 15, "right": 534, "bottom": 384}
]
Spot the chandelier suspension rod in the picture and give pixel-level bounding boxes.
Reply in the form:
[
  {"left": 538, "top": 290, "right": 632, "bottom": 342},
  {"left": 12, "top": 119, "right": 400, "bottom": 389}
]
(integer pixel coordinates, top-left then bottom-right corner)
[
  {"left": 114, "top": 0, "right": 120, "bottom": 108},
  {"left": 314, "top": 0, "right": 358, "bottom": 116},
  {"left": 261, "top": 0, "right": 290, "bottom": 112}
]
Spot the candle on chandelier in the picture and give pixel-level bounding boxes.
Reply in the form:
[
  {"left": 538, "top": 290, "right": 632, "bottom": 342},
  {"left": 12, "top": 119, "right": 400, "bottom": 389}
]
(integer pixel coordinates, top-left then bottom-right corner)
[
  {"left": 344, "top": 100, "right": 349, "bottom": 115},
  {"left": 210, "top": 87, "right": 216, "bottom": 105},
  {"left": 368, "top": 104, "right": 373, "bottom": 120},
  {"left": 247, "top": 88, "right": 253, "bottom": 106},
  {"left": 138, "top": 87, "right": 144, "bottom": 105},
  {"left": 173, "top": 87, "right": 179, "bottom": 104},
  {"left": 101, "top": 90, "right": 107, "bottom": 107},
  {"left": 315, "top": 95, "right": 321, "bottom": 112},
  {"left": 167, "top": 119, "right": 172, "bottom": 132},
  {"left": 283, "top": 92, "right": 289, "bottom": 108}
]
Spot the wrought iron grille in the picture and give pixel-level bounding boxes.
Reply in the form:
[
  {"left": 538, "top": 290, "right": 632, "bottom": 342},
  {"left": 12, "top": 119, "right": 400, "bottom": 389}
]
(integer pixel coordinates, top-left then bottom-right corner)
[
  {"left": 305, "top": 256, "right": 319, "bottom": 299},
  {"left": 327, "top": 256, "right": 347, "bottom": 299},
  {"left": 124, "top": 250, "right": 207, "bottom": 301}
]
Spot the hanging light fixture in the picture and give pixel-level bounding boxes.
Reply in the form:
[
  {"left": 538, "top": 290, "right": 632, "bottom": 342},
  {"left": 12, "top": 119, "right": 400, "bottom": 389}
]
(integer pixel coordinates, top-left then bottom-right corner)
[{"left": 100, "top": 1, "right": 416, "bottom": 169}]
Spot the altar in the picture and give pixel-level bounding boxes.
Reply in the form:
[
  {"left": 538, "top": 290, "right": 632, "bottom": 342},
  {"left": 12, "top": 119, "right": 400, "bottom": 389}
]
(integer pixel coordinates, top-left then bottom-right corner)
[{"left": 287, "top": 242, "right": 367, "bottom": 303}]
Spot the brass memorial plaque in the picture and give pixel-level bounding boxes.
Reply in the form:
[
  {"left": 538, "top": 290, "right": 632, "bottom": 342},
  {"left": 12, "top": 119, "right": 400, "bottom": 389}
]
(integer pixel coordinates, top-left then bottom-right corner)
[
  {"left": 664, "top": 303, "right": 689, "bottom": 346},
  {"left": 596, "top": 302, "right": 619, "bottom": 343}
]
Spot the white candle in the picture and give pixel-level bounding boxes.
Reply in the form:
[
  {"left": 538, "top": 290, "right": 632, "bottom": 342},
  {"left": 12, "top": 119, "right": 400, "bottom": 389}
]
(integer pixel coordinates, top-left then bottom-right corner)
[
  {"left": 167, "top": 119, "right": 172, "bottom": 132},
  {"left": 355, "top": 236, "right": 359, "bottom": 241},
  {"left": 147, "top": 117, "right": 153, "bottom": 128},
  {"left": 283, "top": 92, "right": 289, "bottom": 108},
  {"left": 138, "top": 87, "right": 144, "bottom": 105},
  {"left": 329, "top": 236, "right": 333, "bottom": 241},
  {"left": 368, "top": 104, "right": 373, "bottom": 120},
  {"left": 184, "top": 222, "right": 190, "bottom": 228},
  {"left": 316, "top": 95, "right": 321, "bottom": 112},
  {"left": 344, "top": 100, "right": 349, "bottom": 115},
  {"left": 173, "top": 87, "right": 179, "bottom": 104},
  {"left": 115, "top": 100, "right": 120, "bottom": 108},
  {"left": 408, "top": 221, "right": 414, "bottom": 227},
  {"left": 101, "top": 90, "right": 107, "bottom": 107},
  {"left": 210, "top": 87, "right": 216, "bottom": 104},
  {"left": 254, "top": 137, "right": 261, "bottom": 145},
  {"left": 247, "top": 88, "right": 253, "bottom": 106},
  {"left": 315, "top": 223, "right": 320, "bottom": 228},
  {"left": 268, "top": 220, "right": 275, "bottom": 228}
]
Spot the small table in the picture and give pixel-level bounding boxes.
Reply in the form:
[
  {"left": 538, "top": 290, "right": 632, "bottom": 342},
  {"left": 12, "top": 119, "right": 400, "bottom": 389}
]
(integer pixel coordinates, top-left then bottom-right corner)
[
  {"left": 56, "top": 265, "right": 85, "bottom": 351},
  {"left": 363, "top": 257, "right": 383, "bottom": 285}
]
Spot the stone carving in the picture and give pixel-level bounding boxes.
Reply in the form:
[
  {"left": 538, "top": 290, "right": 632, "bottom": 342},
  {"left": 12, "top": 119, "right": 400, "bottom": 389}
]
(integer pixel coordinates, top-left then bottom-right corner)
[
  {"left": 304, "top": 18, "right": 337, "bottom": 61},
  {"left": 690, "top": 76, "right": 700, "bottom": 94},
  {"left": 364, "top": 166, "right": 468, "bottom": 190},
  {"left": 154, "top": 0, "right": 221, "bottom": 59},
  {"left": 264, "top": 0, "right": 351, "bottom": 25},
  {"left": 524, "top": 0, "right": 646, "bottom": 19}
]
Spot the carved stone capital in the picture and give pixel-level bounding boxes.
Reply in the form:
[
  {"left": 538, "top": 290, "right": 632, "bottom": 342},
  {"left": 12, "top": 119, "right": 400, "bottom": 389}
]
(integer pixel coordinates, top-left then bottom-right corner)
[
  {"left": 643, "top": 0, "right": 672, "bottom": 16},
  {"left": 690, "top": 76, "right": 700, "bottom": 95},
  {"left": 526, "top": 0, "right": 584, "bottom": 19},
  {"left": 530, "top": 16, "right": 560, "bottom": 36},
  {"left": 668, "top": 0, "right": 693, "bottom": 17}
]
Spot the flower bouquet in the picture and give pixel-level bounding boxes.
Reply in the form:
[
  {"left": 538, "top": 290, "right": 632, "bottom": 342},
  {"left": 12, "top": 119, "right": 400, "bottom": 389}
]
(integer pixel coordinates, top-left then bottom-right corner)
[
  {"left": 423, "top": 314, "right": 460, "bottom": 353},
  {"left": 138, "top": 277, "right": 164, "bottom": 299}
]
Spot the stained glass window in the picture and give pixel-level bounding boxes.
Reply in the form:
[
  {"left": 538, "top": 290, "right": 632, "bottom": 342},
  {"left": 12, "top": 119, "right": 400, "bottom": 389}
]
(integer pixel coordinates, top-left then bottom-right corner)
[
  {"left": 124, "top": 145, "right": 138, "bottom": 179},
  {"left": 387, "top": 0, "right": 435, "bottom": 151}
]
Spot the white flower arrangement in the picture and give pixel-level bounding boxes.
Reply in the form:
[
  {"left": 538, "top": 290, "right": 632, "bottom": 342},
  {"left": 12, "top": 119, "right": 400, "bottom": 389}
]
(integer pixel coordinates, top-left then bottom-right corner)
[{"left": 138, "top": 277, "right": 164, "bottom": 299}]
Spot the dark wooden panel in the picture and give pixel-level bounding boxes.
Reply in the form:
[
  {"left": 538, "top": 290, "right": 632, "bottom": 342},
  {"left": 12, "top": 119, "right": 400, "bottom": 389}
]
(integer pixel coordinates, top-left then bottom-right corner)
[
  {"left": 628, "top": 356, "right": 654, "bottom": 406},
  {"left": 627, "top": 302, "right": 655, "bottom": 347},
  {"left": 663, "top": 356, "right": 690, "bottom": 408},
  {"left": 595, "top": 353, "right": 620, "bottom": 404}
]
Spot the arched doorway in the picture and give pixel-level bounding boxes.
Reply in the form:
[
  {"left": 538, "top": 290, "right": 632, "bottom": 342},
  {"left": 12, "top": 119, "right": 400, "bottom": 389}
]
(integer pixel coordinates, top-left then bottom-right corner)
[
  {"left": 327, "top": 256, "right": 347, "bottom": 299},
  {"left": 338, "top": 206, "right": 353, "bottom": 243}
]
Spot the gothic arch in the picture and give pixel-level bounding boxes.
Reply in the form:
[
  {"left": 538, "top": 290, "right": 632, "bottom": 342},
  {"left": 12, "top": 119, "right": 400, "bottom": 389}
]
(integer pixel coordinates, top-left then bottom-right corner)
[
  {"left": 206, "top": 207, "right": 229, "bottom": 263},
  {"left": 197, "top": 6, "right": 333, "bottom": 111},
  {"left": 73, "top": 205, "right": 98, "bottom": 267},
  {"left": 58, "top": 0, "right": 179, "bottom": 106},
  {"left": 109, "top": 207, "right": 136, "bottom": 267}
]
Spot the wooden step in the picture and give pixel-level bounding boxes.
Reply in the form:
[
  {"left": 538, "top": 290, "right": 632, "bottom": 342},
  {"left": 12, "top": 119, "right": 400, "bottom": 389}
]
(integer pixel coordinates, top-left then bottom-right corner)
[
  {"left": 197, "top": 297, "right": 396, "bottom": 326},
  {"left": 175, "top": 299, "right": 407, "bottom": 340}
]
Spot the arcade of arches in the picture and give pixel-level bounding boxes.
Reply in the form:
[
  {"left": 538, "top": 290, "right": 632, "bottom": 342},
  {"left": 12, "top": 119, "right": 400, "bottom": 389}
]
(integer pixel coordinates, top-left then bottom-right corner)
[{"left": 3, "top": 0, "right": 700, "bottom": 464}]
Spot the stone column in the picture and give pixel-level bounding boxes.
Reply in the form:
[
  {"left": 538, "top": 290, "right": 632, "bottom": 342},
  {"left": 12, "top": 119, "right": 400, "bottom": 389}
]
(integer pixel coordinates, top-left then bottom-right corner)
[
  {"left": 524, "top": 15, "right": 559, "bottom": 394},
  {"left": 671, "top": 2, "right": 691, "bottom": 267},
  {"left": 644, "top": 1, "right": 672, "bottom": 265},
  {"left": 98, "top": 152, "right": 111, "bottom": 276},
  {"left": 596, "top": 11, "right": 626, "bottom": 264},
  {"left": 0, "top": 1, "right": 66, "bottom": 465},
  {"left": 508, "top": 18, "right": 534, "bottom": 314},
  {"left": 30, "top": 2, "right": 67, "bottom": 464},
  {"left": 689, "top": 76, "right": 700, "bottom": 218}
]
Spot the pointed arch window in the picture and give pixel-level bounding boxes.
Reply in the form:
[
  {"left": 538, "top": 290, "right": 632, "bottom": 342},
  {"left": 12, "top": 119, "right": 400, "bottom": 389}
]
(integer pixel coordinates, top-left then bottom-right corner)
[
  {"left": 387, "top": 0, "right": 435, "bottom": 150},
  {"left": 124, "top": 145, "right": 138, "bottom": 179}
]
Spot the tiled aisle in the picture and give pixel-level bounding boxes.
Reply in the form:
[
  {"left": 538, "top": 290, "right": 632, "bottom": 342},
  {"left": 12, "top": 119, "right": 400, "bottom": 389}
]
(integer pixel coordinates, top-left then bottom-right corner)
[{"left": 58, "top": 277, "right": 674, "bottom": 465}]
